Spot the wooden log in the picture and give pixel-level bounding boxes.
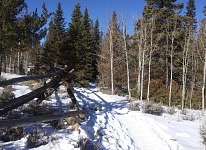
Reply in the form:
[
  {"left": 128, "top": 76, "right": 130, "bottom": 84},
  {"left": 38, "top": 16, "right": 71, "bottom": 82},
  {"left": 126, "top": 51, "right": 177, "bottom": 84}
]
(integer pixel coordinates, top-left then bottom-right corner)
[
  {"left": 0, "top": 69, "right": 74, "bottom": 115},
  {"left": 0, "top": 79, "right": 59, "bottom": 115},
  {"left": 0, "top": 68, "right": 74, "bottom": 87},
  {"left": 0, "top": 110, "right": 87, "bottom": 129},
  {"left": 0, "top": 71, "right": 60, "bottom": 87},
  {"left": 36, "top": 82, "right": 60, "bottom": 104}
]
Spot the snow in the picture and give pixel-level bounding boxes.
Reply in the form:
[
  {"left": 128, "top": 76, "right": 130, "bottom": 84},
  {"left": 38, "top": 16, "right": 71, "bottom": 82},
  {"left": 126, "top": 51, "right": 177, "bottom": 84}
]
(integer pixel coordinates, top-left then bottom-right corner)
[{"left": 0, "top": 73, "right": 206, "bottom": 150}]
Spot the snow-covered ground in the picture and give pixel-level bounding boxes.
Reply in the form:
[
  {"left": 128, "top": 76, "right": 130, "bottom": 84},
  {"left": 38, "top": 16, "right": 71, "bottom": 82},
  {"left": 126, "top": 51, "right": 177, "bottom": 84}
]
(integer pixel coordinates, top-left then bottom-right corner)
[{"left": 0, "top": 73, "right": 206, "bottom": 150}]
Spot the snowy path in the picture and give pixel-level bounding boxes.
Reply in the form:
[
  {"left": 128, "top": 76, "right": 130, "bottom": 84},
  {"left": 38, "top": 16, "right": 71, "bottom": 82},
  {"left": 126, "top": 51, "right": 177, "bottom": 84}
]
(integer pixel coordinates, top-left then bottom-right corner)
[
  {"left": 76, "top": 88, "right": 205, "bottom": 150},
  {"left": 75, "top": 88, "right": 139, "bottom": 149},
  {"left": 116, "top": 112, "right": 180, "bottom": 150},
  {"left": 0, "top": 74, "right": 205, "bottom": 150}
]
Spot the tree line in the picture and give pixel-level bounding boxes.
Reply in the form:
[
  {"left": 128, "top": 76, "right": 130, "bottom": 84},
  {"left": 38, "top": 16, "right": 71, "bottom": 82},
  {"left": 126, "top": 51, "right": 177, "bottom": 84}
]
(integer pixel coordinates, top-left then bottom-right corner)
[{"left": 1, "top": 0, "right": 206, "bottom": 109}]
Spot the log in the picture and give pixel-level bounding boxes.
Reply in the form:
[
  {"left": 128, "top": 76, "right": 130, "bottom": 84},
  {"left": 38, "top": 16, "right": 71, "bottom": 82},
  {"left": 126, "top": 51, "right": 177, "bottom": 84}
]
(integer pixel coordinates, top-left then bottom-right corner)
[
  {"left": 0, "top": 110, "right": 87, "bottom": 129},
  {"left": 36, "top": 83, "right": 60, "bottom": 104},
  {"left": 0, "top": 69, "right": 74, "bottom": 115},
  {"left": 0, "top": 71, "right": 60, "bottom": 87}
]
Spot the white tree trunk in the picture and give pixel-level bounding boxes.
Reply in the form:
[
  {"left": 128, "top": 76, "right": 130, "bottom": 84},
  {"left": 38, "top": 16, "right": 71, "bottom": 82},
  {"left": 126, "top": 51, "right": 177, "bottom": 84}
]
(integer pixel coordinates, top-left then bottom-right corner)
[
  {"left": 140, "top": 25, "right": 147, "bottom": 102},
  {"left": 147, "top": 17, "right": 154, "bottom": 102},
  {"left": 122, "top": 17, "right": 131, "bottom": 100},
  {"left": 169, "top": 35, "right": 174, "bottom": 107},
  {"left": 137, "top": 46, "right": 142, "bottom": 98},
  {"left": 25, "top": 51, "right": 29, "bottom": 74},
  {"left": 202, "top": 44, "right": 206, "bottom": 111},
  {"left": 17, "top": 51, "right": 20, "bottom": 74},
  {"left": 182, "top": 32, "right": 190, "bottom": 110},
  {"left": 109, "top": 29, "right": 114, "bottom": 95},
  {"left": 189, "top": 47, "right": 196, "bottom": 109}
]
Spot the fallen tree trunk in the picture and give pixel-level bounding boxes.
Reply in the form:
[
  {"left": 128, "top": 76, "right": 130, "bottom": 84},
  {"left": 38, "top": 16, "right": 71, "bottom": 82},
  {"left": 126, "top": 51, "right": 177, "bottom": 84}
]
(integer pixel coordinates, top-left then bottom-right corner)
[
  {"left": 0, "top": 69, "right": 74, "bottom": 115},
  {"left": 0, "top": 110, "right": 87, "bottom": 129},
  {"left": 0, "top": 69, "right": 67, "bottom": 87},
  {"left": 36, "top": 83, "right": 60, "bottom": 104}
]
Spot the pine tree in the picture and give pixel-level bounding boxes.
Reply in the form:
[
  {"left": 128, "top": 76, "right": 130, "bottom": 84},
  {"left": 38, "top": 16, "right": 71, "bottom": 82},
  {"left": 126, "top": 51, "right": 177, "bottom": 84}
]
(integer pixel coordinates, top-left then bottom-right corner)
[
  {"left": 53, "top": 2, "right": 66, "bottom": 39},
  {"left": 39, "top": 2, "right": 66, "bottom": 73},
  {"left": 80, "top": 7, "right": 93, "bottom": 85},
  {"left": 186, "top": 0, "right": 197, "bottom": 31},
  {"left": 92, "top": 19, "right": 101, "bottom": 80},
  {"left": 41, "top": 19, "right": 55, "bottom": 70},
  {"left": 141, "top": 0, "right": 184, "bottom": 85},
  {"left": 203, "top": 4, "right": 206, "bottom": 17},
  {"left": 67, "top": 2, "right": 85, "bottom": 85},
  {"left": 0, "top": 0, "right": 27, "bottom": 52},
  {"left": 0, "top": 0, "right": 27, "bottom": 75}
]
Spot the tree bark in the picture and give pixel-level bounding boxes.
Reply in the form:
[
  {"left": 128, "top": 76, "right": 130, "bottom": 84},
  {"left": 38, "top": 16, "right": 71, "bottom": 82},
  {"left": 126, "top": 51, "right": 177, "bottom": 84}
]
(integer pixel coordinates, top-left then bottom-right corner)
[
  {"left": 182, "top": 31, "right": 190, "bottom": 110},
  {"left": 140, "top": 24, "right": 146, "bottom": 102},
  {"left": 147, "top": 16, "right": 154, "bottom": 102},
  {"left": 109, "top": 28, "right": 114, "bottom": 94},
  {"left": 169, "top": 33, "right": 174, "bottom": 107},
  {"left": 0, "top": 55, "right": 2, "bottom": 76},
  {"left": 122, "top": 16, "right": 131, "bottom": 100}
]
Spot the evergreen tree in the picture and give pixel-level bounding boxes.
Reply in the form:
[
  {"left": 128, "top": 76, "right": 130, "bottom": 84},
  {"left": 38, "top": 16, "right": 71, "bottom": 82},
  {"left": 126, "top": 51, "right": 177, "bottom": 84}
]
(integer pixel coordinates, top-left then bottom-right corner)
[
  {"left": 41, "top": 19, "right": 55, "bottom": 71},
  {"left": 79, "top": 7, "right": 93, "bottom": 85},
  {"left": 40, "top": 2, "right": 66, "bottom": 72},
  {"left": 203, "top": 3, "right": 206, "bottom": 17},
  {"left": 140, "top": 0, "right": 184, "bottom": 84},
  {"left": 186, "top": 0, "right": 197, "bottom": 31},
  {"left": 92, "top": 19, "right": 101, "bottom": 80},
  {"left": 0, "top": 0, "right": 27, "bottom": 52},
  {"left": 67, "top": 1, "right": 82, "bottom": 69},
  {"left": 67, "top": 2, "right": 85, "bottom": 85},
  {"left": 53, "top": 2, "right": 66, "bottom": 39}
]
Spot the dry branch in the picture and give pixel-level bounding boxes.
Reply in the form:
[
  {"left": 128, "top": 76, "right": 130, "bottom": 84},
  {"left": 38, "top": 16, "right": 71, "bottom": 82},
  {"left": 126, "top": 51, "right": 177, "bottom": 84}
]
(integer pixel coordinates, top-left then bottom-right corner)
[{"left": 0, "top": 110, "right": 86, "bottom": 129}]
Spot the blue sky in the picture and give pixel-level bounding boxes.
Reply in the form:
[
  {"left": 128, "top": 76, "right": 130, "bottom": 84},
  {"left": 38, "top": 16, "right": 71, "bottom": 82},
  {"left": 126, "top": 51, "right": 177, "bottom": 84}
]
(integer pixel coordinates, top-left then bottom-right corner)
[{"left": 26, "top": 0, "right": 205, "bottom": 35}]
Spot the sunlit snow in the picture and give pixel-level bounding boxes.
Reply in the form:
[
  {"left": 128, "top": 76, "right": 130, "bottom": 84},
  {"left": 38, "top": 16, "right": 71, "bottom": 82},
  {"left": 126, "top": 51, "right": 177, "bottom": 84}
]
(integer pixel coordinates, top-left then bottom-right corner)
[{"left": 0, "top": 73, "right": 205, "bottom": 150}]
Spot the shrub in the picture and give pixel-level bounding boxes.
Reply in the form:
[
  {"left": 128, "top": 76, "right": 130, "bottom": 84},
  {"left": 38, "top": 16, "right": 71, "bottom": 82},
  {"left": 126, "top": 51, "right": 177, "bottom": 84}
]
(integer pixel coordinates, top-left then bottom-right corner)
[
  {"left": 180, "top": 109, "right": 196, "bottom": 121},
  {"left": 142, "top": 102, "right": 163, "bottom": 116},
  {"left": 200, "top": 120, "right": 206, "bottom": 144},
  {"left": 26, "top": 127, "right": 48, "bottom": 148},
  {"left": 28, "top": 82, "right": 42, "bottom": 91},
  {"left": 0, "top": 76, "right": 6, "bottom": 81},
  {"left": 127, "top": 102, "right": 140, "bottom": 111},
  {"left": 65, "top": 116, "right": 77, "bottom": 126},
  {"left": 180, "top": 109, "right": 187, "bottom": 115},
  {"left": 0, "top": 127, "right": 23, "bottom": 142},
  {"left": 77, "top": 137, "right": 100, "bottom": 150},
  {"left": 49, "top": 119, "right": 68, "bottom": 129},
  {"left": 0, "top": 111, "right": 24, "bottom": 142},
  {"left": 181, "top": 114, "right": 195, "bottom": 121},
  {"left": 22, "top": 103, "right": 56, "bottom": 116},
  {"left": 167, "top": 107, "right": 176, "bottom": 115},
  {"left": 0, "top": 85, "right": 15, "bottom": 103}
]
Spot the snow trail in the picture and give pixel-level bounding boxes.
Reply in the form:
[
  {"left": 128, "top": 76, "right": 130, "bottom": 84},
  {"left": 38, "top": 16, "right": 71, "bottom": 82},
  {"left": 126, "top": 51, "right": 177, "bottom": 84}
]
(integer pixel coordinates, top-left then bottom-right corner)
[
  {"left": 75, "top": 88, "right": 139, "bottom": 150},
  {"left": 76, "top": 87, "right": 204, "bottom": 150}
]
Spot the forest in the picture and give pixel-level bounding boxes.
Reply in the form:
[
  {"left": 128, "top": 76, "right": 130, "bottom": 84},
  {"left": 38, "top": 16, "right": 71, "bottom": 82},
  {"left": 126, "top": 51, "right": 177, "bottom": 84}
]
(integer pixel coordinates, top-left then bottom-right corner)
[{"left": 1, "top": 0, "right": 206, "bottom": 110}]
